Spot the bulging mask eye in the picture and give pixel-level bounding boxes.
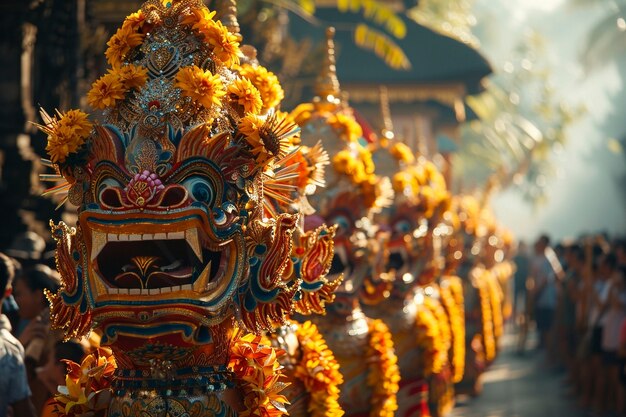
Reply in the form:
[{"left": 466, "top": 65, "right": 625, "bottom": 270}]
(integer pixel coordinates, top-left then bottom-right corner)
[
  {"left": 393, "top": 219, "right": 412, "bottom": 235},
  {"left": 329, "top": 215, "right": 351, "bottom": 236},
  {"left": 183, "top": 176, "right": 215, "bottom": 206}
]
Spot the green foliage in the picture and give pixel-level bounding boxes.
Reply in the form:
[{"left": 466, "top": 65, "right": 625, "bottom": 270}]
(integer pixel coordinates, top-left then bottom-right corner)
[
  {"left": 406, "top": 0, "right": 479, "bottom": 47},
  {"left": 454, "top": 31, "right": 584, "bottom": 202},
  {"left": 353, "top": 23, "right": 411, "bottom": 69},
  {"left": 337, "top": 0, "right": 407, "bottom": 39},
  {"left": 569, "top": 0, "right": 626, "bottom": 72}
]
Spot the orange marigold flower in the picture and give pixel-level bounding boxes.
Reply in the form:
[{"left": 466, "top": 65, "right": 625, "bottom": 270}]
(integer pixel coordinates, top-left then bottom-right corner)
[
  {"left": 203, "top": 20, "right": 241, "bottom": 67},
  {"left": 87, "top": 72, "right": 126, "bottom": 109},
  {"left": 175, "top": 65, "right": 226, "bottom": 110},
  {"left": 182, "top": 8, "right": 240, "bottom": 67},
  {"left": 40, "top": 109, "right": 92, "bottom": 164},
  {"left": 121, "top": 10, "right": 145, "bottom": 32},
  {"left": 239, "top": 64, "right": 285, "bottom": 111},
  {"left": 229, "top": 332, "right": 290, "bottom": 417},
  {"left": 116, "top": 64, "right": 148, "bottom": 90},
  {"left": 228, "top": 78, "right": 263, "bottom": 114},
  {"left": 181, "top": 6, "right": 217, "bottom": 30},
  {"left": 105, "top": 24, "right": 144, "bottom": 68}
]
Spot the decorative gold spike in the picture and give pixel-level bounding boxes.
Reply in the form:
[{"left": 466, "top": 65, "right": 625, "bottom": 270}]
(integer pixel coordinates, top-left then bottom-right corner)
[
  {"left": 379, "top": 85, "right": 395, "bottom": 140},
  {"left": 314, "top": 27, "right": 341, "bottom": 105},
  {"left": 215, "top": 0, "right": 241, "bottom": 37}
]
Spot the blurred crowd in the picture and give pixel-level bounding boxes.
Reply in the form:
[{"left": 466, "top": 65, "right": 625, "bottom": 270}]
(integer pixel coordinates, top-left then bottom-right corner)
[
  {"left": 514, "top": 234, "right": 626, "bottom": 417},
  {"left": 0, "top": 231, "right": 93, "bottom": 417}
]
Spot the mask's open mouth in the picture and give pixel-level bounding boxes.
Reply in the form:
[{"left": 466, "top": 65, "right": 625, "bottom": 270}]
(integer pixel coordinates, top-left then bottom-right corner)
[
  {"left": 328, "top": 244, "right": 351, "bottom": 277},
  {"left": 387, "top": 250, "right": 407, "bottom": 272},
  {"left": 90, "top": 230, "right": 227, "bottom": 295}
]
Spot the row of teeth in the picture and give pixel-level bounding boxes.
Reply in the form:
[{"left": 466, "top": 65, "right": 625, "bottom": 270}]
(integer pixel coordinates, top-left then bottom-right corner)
[
  {"left": 91, "top": 230, "right": 202, "bottom": 261},
  {"left": 107, "top": 284, "right": 194, "bottom": 295}
]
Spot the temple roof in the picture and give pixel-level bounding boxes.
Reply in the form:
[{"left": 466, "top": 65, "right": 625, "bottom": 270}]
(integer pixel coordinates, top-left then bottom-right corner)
[{"left": 287, "top": 8, "right": 492, "bottom": 95}]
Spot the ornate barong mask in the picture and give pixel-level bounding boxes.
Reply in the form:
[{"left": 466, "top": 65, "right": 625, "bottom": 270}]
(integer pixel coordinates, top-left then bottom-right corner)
[
  {"left": 290, "top": 33, "right": 392, "bottom": 317},
  {"left": 362, "top": 141, "right": 451, "bottom": 306},
  {"left": 39, "top": 3, "right": 305, "bottom": 412}
]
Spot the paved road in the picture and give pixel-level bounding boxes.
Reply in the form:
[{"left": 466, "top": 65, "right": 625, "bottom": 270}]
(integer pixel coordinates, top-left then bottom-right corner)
[{"left": 450, "top": 330, "right": 586, "bottom": 417}]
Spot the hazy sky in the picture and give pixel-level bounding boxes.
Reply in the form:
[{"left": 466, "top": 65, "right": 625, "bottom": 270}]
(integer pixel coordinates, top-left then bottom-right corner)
[{"left": 473, "top": 0, "right": 626, "bottom": 242}]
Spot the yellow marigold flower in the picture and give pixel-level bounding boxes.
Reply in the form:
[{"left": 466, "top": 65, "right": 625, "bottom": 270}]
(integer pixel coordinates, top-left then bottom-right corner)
[
  {"left": 360, "top": 175, "right": 380, "bottom": 210},
  {"left": 181, "top": 7, "right": 217, "bottom": 31},
  {"left": 204, "top": 20, "right": 241, "bottom": 67},
  {"left": 87, "top": 72, "right": 125, "bottom": 109},
  {"left": 238, "top": 112, "right": 296, "bottom": 166},
  {"left": 290, "top": 103, "right": 315, "bottom": 126},
  {"left": 357, "top": 146, "right": 375, "bottom": 175},
  {"left": 59, "top": 109, "right": 92, "bottom": 139},
  {"left": 328, "top": 112, "right": 362, "bottom": 143},
  {"left": 389, "top": 142, "right": 415, "bottom": 164},
  {"left": 228, "top": 78, "right": 263, "bottom": 114},
  {"left": 238, "top": 113, "right": 264, "bottom": 144},
  {"left": 121, "top": 10, "right": 145, "bottom": 32},
  {"left": 175, "top": 65, "right": 226, "bottom": 110},
  {"left": 105, "top": 24, "right": 144, "bottom": 68},
  {"left": 42, "top": 109, "right": 92, "bottom": 164},
  {"left": 239, "top": 64, "right": 285, "bottom": 111},
  {"left": 181, "top": 8, "right": 240, "bottom": 67},
  {"left": 332, "top": 150, "right": 361, "bottom": 181},
  {"left": 116, "top": 64, "right": 148, "bottom": 90},
  {"left": 392, "top": 171, "right": 416, "bottom": 196}
]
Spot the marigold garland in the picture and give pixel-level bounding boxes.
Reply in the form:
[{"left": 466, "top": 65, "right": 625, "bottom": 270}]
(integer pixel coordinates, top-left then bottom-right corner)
[
  {"left": 439, "top": 277, "right": 465, "bottom": 383},
  {"left": 332, "top": 145, "right": 375, "bottom": 186},
  {"left": 414, "top": 303, "right": 443, "bottom": 377},
  {"left": 327, "top": 113, "right": 363, "bottom": 143},
  {"left": 53, "top": 348, "right": 116, "bottom": 416},
  {"left": 475, "top": 271, "right": 496, "bottom": 362},
  {"left": 238, "top": 64, "right": 285, "bottom": 111},
  {"left": 366, "top": 319, "right": 400, "bottom": 417},
  {"left": 175, "top": 65, "right": 226, "bottom": 110},
  {"left": 229, "top": 332, "right": 290, "bottom": 417},
  {"left": 389, "top": 142, "right": 414, "bottom": 164},
  {"left": 293, "top": 321, "right": 344, "bottom": 417},
  {"left": 39, "top": 109, "right": 93, "bottom": 164},
  {"left": 484, "top": 269, "right": 504, "bottom": 341},
  {"left": 423, "top": 294, "right": 452, "bottom": 369}
]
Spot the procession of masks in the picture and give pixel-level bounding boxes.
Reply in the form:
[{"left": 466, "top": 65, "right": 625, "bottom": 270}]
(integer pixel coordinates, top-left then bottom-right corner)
[{"left": 37, "top": 1, "right": 517, "bottom": 416}]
